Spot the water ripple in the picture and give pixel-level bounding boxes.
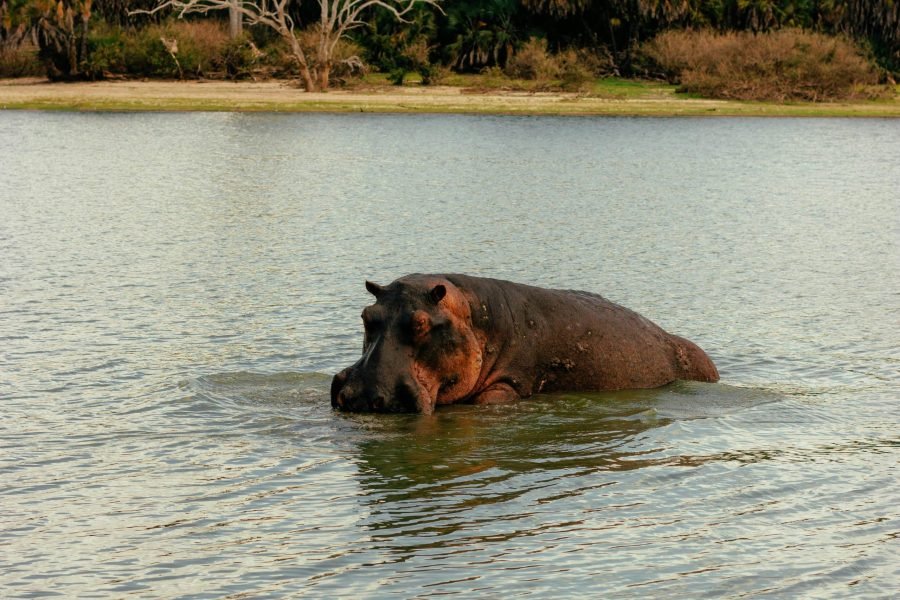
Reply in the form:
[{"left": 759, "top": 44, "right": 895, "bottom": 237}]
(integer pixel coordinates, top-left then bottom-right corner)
[{"left": 2, "top": 113, "right": 898, "bottom": 597}]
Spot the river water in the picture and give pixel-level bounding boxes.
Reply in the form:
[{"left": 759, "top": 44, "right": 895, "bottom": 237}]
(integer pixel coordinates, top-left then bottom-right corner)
[{"left": 1, "top": 113, "right": 898, "bottom": 597}]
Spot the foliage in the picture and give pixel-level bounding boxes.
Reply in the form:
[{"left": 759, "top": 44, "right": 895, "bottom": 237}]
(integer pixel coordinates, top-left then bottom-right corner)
[
  {"left": 359, "top": 6, "right": 436, "bottom": 85},
  {"left": 504, "top": 37, "right": 556, "bottom": 80},
  {"left": 219, "top": 33, "right": 261, "bottom": 78},
  {"left": 117, "top": 20, "right": 229, "bottom": 78},
  {"left": 1, "top": 0, "right": 896, "bottom": 97},
  {"left": 0, "top": 43, "right": 43, "bottom": 76},
  {"left": 511, "top": 0, "right": 899, "bottom": 77},
  {"left": 27, "top": 0, "right": 94, "bottom": 79},
  {"left": 84, "top": 20, "right": 124, "bottom": 75},
  {"left": 80, "top": 19, "right": 260, "bottom": 79},
  {"left": 503, "top": 37, "right": 612, "bottom": 91},
  {"left": 555, "top": 48, "right": 602, "bottom": 90},
  {"left": 91, "top": 0, "right": 167, "bottom": 27},
  {"left": 295, "top": 25, "right": 366, "bottom": 86},
  {"left": 441, "top": 0, "right": 519, "bottom": 72},
  {"left": 131, "top": 0, "right": 441, "bottom": 91},
  {"left": 639, "top": 28, "right": 888, "bottom": 101}
]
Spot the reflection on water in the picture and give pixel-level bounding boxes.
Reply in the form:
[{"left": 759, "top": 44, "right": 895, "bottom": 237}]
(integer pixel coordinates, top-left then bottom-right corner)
[{"left": 1, "top": 113, "right": 898, "bottom": 597}]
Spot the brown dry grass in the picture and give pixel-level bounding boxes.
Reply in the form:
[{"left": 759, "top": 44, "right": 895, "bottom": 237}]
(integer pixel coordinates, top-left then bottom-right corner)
[
  {"left": 641, "top": 29, "right": 888, "bottom": 102},
  {"left": 0, "top": 44, "right": 43, "bottom": 78}
]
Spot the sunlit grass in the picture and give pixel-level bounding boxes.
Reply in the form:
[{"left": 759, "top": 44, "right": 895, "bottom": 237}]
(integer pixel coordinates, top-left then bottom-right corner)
[{"left": 589, "top": 77, "right": 676, "bottom": 98}]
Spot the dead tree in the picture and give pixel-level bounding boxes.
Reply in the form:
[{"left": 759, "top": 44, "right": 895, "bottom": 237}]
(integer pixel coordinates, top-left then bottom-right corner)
[{"left": 134, "top": 0, "right": 441, "bottom": 91}]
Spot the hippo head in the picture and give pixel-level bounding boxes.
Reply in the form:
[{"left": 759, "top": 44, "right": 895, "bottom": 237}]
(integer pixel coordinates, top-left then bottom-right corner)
[{"left": 331, "top": 275, "right": 484, "bottom": 415}]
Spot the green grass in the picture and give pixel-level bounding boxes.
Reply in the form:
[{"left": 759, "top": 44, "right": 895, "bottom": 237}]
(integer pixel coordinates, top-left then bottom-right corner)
[
  {"left": 589, "top": 77, "right": 677, "bottom": 98},
  {"left": 359, "top": 73, "right": 680, "bottom": 98}
]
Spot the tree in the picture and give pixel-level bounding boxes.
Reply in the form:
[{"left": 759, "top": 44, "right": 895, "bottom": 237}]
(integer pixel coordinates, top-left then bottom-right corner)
[
  {"left": 136, "top": 0, "right": 442, "bottom": 90},
  {"left": 23, "top": 0, "right": 93, "bottom": 79}
]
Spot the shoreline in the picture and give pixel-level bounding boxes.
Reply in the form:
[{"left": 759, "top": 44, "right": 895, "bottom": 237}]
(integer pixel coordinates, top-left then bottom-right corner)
[{"left": 2, "top": 78, "right": 898, "bottom": 117}]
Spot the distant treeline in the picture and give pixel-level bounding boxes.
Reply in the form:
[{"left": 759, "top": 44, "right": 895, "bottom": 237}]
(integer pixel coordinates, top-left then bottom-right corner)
[
  {"left": 1, "top": 0, "right": 897, "bottom": 94},
  {"left": 394, "top": 0, "right": 899, "bottom": 76}
]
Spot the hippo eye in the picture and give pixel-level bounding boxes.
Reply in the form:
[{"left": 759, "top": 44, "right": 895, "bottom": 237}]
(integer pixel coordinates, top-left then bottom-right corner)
[
  {"left": 362, "top": 316, "right": 382, "bottom": 351},
  {"left": 363, "top": 317, "right": 382, "bottom": 333},
  {"left": 361, "top": 309, "right": 382, "bottom": 328},
  {"left": 361, "top": 311, "right": 382, "bottom": 349}
]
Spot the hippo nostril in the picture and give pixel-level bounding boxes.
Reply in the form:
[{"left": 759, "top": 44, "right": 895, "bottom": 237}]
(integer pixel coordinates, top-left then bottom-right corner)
[
  {"left": 394, "top": 379, "right": 420, "bottom": 412},
  {"left": 331, "top": 370, "right": 351, "bottom": 410}
]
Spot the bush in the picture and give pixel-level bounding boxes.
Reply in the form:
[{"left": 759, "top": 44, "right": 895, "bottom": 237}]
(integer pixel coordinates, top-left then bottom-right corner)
[
  {"left": 0, "top": 44, "right": 43, "bottom": 77},
  {"left": 556, "top": 49, "right": 597, "bottom": 91},
  {"left": 419, "top": 63, "right": 448, "bottom": 85},
  {"left": 85, "top": 23, "right": 126, "bottom": 77},
  {"left": 293, "top": 27, "right": 367, "bottom": 86},
  {"left": 362, "top": 31, "right": 431, "bottom": 86},
  {"left": 258, "top": 38, "right": 298, "bottom": 78},
  {"left": 121, "top": 27, "right": 180, "bottom": 78},
  {"left": 504, "top": 38, "right": 610, "bottom": 91},
  {"left": 218, "top": 35, "right": 262, "bottom": 79},
  {"left": 121, "top": 20, "right": 230, "bottom": 78},
  {"left": 505, "top": 38, "right": 557, "bottom": 81},
  {"left": 328, "top": 37, "right": 367, "bottom": 85},
  {"left": 402, "top": 36, "right": 439, "bottom": 85},
  {"left": 165, "top": 20, "right": 230, "bottom": 77},
  {"left": 639, "top": 29, "right": 887, "bottom": 102}
]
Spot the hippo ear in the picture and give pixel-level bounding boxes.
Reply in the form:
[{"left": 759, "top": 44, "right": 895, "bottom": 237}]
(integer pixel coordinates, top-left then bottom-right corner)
[
  {"left": 430, "top": 284, "right": 447, "bottom": 304},
  {"left": 365, "top": 280, "right": 385, "bottom": 298}
]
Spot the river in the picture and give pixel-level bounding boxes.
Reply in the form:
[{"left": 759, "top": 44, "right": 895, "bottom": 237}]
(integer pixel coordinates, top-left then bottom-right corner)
[{"left": 1, "top": 113, "right": 898, "bottom": 597}]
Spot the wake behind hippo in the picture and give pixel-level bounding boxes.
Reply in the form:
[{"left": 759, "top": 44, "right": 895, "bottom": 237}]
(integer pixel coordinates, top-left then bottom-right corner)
[{"left": 331, "top": 274, "right": 719, "bottom": 414}]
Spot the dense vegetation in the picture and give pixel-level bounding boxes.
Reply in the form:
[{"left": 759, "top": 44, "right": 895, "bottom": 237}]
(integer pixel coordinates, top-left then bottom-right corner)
[
  {"left": 1, "top": 0, "right": 896, "bottom": 101},
  {"left": 642, "top": 29, "right": 885, "bottom": 101}
]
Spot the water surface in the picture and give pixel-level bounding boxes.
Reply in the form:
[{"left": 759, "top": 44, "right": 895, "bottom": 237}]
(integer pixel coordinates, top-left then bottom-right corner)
[{"left": 1, "top": 113, "right": 898, "bottom": 597}]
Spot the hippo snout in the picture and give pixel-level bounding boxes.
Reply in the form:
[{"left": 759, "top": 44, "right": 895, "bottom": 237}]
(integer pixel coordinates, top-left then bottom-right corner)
[
  {"left": 330, "top": 368, "right": 423, "bottom": 414},
  {"left": 330, "top": 368, "right": 351, "bottom": 410}
]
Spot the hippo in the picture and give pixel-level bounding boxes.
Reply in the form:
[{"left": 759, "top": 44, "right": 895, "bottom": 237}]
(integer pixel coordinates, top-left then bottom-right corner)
[{"left": 331, "top": 274, "right": 719, "bottom": 414}]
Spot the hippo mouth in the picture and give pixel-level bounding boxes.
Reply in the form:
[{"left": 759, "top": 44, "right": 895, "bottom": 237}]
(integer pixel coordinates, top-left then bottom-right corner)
[{"left": 330, "top": 369, "right": 429, "bottom": 414}]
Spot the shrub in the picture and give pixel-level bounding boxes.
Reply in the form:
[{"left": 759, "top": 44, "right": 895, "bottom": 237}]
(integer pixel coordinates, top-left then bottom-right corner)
[
  {"left": 575, "top": 47, "right": 617, "bottom": 78},
  {"left": 259, "top": 38, "right": 298, "bottom": 78},
  {"left": 85, "top": 23, "right": 126, "bottom": 77},
  {"left": 122, "top": 20, "right": 230, "bottom": 78},
  {"left": 0, "top": 44, "right": 43, "bottom": 77},
  {"left": 504, "top": 38, "right": 610, "bottom": 90},
  {"left": 362, "top": 31, "right": 430, "bottom": 86},
  {"left": 402, "top": 36, "right": 439, "bottom": 85},
  {"left": 639, "top": 29, "right": 887, "bottom": 102},
  {"left": 502, "top": 38, "right": 616, "bottom": 92},
  {"left": 217, "top": 35, "right": 262, "bottom": 79},
  {"left": 505, "top": 37, "right": 557, "bottom": 81},
  {"left": 328, "top": 38, "right": 367, "bottom": 85},
  {"left": 122, "top": 26, "right": 180, "bottom": 77},
  {"left": 293, "top": 27, "right": 366, "bottom": 87},
  {"left": 166, "top": 20, "right": 229, "bottom": 77},
  {"left": 419, "top": 63, "right": 448, "bottom": 85},
  {"left": 556, "top": 49, "right": 595, "bottom": 91}
]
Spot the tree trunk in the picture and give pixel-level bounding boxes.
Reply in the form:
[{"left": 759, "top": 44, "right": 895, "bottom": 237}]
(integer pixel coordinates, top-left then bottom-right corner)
[
  {"left": 301, "top": 65, "right": 317, "bottom": 91},
  {"left": 228, "top": 1, "right": 243, "bottom": 39},
  {"left": 80, "top": 15, "right": 89, "bottom": 73},
  {"left": 287, "top": 33, "right": 318, "bottom": 91},
  {"left": 295, "top": 55, "right": 317, "bottom": 91},
  {"left": 318, "top": 62, "right": 330, "bottom": 90}
]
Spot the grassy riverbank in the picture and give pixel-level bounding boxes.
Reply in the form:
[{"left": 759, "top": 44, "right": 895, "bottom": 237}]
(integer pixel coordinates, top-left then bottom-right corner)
[{"left": 2, "top": 76, "right": 898, "bottom": 117}]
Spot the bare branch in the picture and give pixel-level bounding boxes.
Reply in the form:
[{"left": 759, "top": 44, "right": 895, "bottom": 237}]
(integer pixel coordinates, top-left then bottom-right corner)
[{"left": 133, "top": 0, "right": 442, "bottom": 90}]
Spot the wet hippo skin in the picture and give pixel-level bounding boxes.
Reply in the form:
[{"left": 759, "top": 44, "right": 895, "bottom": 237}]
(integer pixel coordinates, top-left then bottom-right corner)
[{"left": 331, "top": 274, "right": 719, "bottom": 415}]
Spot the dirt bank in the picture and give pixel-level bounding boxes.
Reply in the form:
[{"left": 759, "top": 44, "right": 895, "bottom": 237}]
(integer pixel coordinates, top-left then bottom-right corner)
[{"left": 2, "top": 78, "right": 898, "bottom": 117}]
